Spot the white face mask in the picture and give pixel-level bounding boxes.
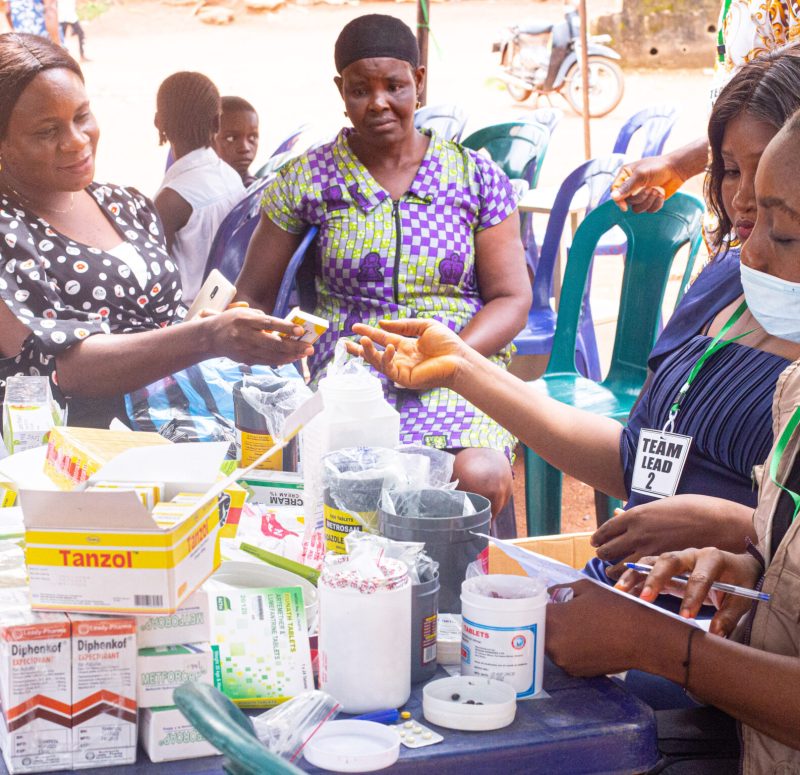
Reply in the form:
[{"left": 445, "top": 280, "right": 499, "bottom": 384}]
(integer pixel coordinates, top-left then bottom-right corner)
[{"left": 740, "top": 262, "right": 800, "bottom": 343}]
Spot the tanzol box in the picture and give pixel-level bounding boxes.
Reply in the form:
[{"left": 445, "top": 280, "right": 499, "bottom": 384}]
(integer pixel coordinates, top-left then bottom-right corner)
[
  {"left": 137, "top": 643, "right": 214, "bottom": 708},
  {"left": 68, "top": 614, "right": 137, "bottom": 769},
  {"left": 139, "top": 706, "right": 216, "bottom": 763},
  {"left": 135, "top": 590, "right": 211, "bottom": 649},
  {"left": 20, "top": 442, "right": 229, "bottom": 614},
  {"left": 0, "top": 609, "right": 72, "bottom": 774}
]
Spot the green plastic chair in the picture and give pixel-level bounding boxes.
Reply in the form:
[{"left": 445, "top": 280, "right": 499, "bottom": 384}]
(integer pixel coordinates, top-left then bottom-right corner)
[
  {"left": 461, "top": 119, "right": 552, "bottom": 190},
  {"left": 523, "top": 193, "right": 705, "bottom": 536},
  {"left": 173, "top": 682, "right": 305, "bottom": 775}
]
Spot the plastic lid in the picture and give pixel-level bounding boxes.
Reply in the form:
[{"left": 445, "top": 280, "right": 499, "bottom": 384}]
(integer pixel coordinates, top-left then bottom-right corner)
[
  {"left": 423, "top": 676, "right": 517, "bottom": 731},
  {"left": 319, "top": 374, "right": 384, "bottom": 404},
  {"left": 461, "top": 574, "right": 548, "bottom": 607},
  {"left": 319, "top": 554, "right": 409, "bottom": 594},
  {"left": 302, "top": 719, "right": 400, "bottom": 772}
]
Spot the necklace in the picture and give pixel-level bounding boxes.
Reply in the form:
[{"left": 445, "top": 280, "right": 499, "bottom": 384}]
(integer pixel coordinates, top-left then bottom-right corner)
[{"left": 1, "top": 183, "right": 76, "bottom": 215}]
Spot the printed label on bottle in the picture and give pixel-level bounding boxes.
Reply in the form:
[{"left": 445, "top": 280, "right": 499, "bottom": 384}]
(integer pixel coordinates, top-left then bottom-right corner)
[
  {"left": 236, "top": 429, "right": 283, "bottom": 470},
  {"left": 323, "top": 505, "right": 376, "bottom": 553},
  {"left": 461, "top": 616, "right": 538, "bottom": 698},
  {"left": 420, "top": 613, "right": 437, "bottom": 665}
]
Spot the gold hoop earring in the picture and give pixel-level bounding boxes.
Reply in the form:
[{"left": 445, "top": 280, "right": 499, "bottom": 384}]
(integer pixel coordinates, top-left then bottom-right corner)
[
  {"left": 343, "top": 111, "right": 348, "bottom": 118},
  {"left": 416, "top": 100, "right": 421, "bottom": 109}
]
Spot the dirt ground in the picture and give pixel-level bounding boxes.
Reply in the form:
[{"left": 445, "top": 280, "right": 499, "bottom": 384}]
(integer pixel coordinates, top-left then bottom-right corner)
[{"left": 70, "top": 0, "right": 714, "bottom": 536}]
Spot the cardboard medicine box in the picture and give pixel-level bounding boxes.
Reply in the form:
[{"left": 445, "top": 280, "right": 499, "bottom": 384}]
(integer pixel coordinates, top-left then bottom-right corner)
[
  {"left": 0, "top": 609, "right": 72, "bottom": 774},
  {"left": 135, "top": 589, "right": 211, "bottom": 649},
  {"left": 21, "top": 442, "right": 229, "bottom": 614},
  {"left": 139, "top": 706, "right": 217, "bottom": 763},
  {"left": 68, "top": 614, "right": 137, "bottom": 769},
  {"left": 137, "top": 643, "right": 214, "bottom": 708}
]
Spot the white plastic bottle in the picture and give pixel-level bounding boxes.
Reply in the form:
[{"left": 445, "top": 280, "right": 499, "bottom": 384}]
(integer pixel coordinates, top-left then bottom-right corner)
[
  {"left": 318, "top": 555, "right": 411, "bottom": 713},
  {"left": 460, "top": 574, "right": 548, "bottom": 699},
  {"left": 302, "top": 372, "right": 400, "bottom": 530}
]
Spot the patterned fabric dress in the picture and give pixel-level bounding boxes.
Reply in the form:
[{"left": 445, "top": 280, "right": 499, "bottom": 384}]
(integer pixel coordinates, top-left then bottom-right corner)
[
  {"left": 261, "top": 128, "right": 518, "bottom": 456},
  {"left": 710, "top": 0, "right": 800, "bottom": 102},
  {"left": 8, "top": 0, "right": 48, "bottom": 35},
  {"left": 0, "top": 183, "right": 186, "bottom": 425}
]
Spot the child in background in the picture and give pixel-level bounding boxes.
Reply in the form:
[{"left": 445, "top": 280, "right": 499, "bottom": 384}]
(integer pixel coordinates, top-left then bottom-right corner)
[
  {"left": 57, "top": 0, "right": 87, "bottom": 61},
  {"left": 154, "top": 72, "right": 244, "bottom": 304},
  {"left": 215, "top": 96, "right": 260, "bottom": 187}
]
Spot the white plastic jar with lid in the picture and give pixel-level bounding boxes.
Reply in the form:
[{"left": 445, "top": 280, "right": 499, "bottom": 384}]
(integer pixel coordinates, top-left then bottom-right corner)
[
  {"left": 460, "top": 574, "right": 548, "bottom": 698},
  {"left": 318, "top": 555, "right": 411, "bottom": 713},
  {"left": 302, "top": 372, "right": 400, "bottom": 530}
]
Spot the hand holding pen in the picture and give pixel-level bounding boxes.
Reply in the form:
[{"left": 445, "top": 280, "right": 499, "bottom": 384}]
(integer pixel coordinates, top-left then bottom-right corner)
[{"left": 615, "top": 547, "right": 764, "bottom": 637}]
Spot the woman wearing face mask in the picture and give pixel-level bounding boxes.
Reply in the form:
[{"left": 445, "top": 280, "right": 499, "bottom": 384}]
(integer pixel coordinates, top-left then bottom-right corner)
[
  {"left": 546, "top": 116, "right": 800, "bottom": 764},
  {"left": 346, "top": 45, "right": 800, "bottom": 578}
]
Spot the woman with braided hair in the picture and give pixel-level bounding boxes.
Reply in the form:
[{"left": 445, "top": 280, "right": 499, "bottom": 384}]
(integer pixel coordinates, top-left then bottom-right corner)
[{"left": 154, "top": 71, "right": 244, "bottom": 304}]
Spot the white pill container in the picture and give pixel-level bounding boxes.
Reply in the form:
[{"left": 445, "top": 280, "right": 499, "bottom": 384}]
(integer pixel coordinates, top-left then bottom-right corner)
[
  {"left": 318, "top": 555, "right": 411, "bottom": 713},
  {"left": 460, "top": 574, "right": 548, "bottom": 698}
]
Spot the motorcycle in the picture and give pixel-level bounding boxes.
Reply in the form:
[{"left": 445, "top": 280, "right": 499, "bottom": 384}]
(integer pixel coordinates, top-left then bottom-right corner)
[{"left": 493, "top": 7, "right": 624, "bottom": 118}]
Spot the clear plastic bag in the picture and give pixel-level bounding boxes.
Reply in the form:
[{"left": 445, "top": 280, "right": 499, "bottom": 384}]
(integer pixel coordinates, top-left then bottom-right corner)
[
  {"left": 344, "top": 530, "right": 439, "bottom": 584},
  {"left": 380, "top": 487, "right": 478, "bottom": 519},
  {"left": 395, "top": 445, "right": 455, "bottom": 488},
  {"left": 238, "top": 373, "right": 312, "bottom": 441},
  {"left": 250, "top": 690, "right": 340, "bottom": 761}
]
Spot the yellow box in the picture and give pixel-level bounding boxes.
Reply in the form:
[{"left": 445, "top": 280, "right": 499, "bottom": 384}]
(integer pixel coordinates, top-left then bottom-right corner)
[
  {"left": 21, "top": 442, "right": 230, "bottom": 614},
  {"left": 283, "top": 307, "right": 329, "bottom": 345},
  {"left": 44, "top": 427, "right": 171, "bottom": 491}
]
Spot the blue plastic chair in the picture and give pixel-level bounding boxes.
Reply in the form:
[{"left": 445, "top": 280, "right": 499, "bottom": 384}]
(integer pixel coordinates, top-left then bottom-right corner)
[
  {"left": 203, "top": 181, "right": 270, "bottom": 283},
  {"left": 514, "top": 154, "right": 626, "bottom": 379},
  {"left": 414, "top": 104, "right": 468, "bottom": 141},
  {"left": 522, "top": 193, "right": 704, "bottom": 536},
  {"left": 253, "top": 124, "right": 310, "bottom": 179},
  {"left": 273, "top": 226, "right": 319, "bottom": 318},
  {"left": 612, "top": 104, "right": 678, "bottom": 158}
]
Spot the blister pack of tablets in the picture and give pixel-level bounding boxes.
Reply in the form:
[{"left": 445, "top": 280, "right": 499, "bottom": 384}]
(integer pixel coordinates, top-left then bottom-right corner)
[{"left": 394, "top": 719, "right": 444, "bottom": 748}]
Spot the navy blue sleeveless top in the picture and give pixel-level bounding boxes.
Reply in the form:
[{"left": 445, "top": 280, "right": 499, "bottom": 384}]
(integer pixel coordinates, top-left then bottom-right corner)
[{"left": 584, "top": 247, "right": 790, "bottom": 583}]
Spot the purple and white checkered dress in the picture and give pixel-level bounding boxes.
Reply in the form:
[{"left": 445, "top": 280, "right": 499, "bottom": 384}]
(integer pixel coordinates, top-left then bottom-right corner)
[{"left": 261, "top": 128, "right": 517, "bottom": 456}]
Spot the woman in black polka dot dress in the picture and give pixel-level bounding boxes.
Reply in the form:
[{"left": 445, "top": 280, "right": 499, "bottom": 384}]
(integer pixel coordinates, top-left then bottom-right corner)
[{"left": 0, "top": 33, "right": 311, "bottom": 428}]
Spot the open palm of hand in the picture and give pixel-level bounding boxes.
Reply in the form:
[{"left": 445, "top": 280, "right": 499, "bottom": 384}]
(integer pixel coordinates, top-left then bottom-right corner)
[{"left": 347, "top": 319, "right": 469, "bottom": 391}]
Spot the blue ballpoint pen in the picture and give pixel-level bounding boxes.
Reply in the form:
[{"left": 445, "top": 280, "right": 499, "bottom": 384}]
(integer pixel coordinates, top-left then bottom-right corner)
[
  {"left": 350, "top": 709, "right": 401, "bottom": 724},
  {"left": 625, "top": 562, "right": 771, "bottom": 602}
]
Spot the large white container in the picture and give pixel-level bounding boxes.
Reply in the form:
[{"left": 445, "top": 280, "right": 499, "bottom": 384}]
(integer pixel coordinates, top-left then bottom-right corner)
[
  {"left": 302, "top": 373, "right": 400, "bottom": 530},
  {"left": 318, "top": 555, "right": 411, "bottom": 713},
  {"left": 460, "top": 574, "right": 548, "bottom": 699}
]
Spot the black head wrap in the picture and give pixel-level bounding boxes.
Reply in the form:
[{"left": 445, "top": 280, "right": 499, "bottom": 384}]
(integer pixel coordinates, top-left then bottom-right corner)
[{"left": 334, "top": 15, "right": 420, "bottom": 74}]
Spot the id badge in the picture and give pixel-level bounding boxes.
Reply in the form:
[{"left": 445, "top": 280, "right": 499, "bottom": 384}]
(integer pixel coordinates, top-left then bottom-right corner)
[{"left": 630, "top": 429, "right": 693, "bottom": 499}]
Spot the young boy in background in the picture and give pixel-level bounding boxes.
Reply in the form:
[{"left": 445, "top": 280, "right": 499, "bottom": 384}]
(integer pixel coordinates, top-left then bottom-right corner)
[{"left": 215, "top": 96, "right": 260, "bottom": 187}]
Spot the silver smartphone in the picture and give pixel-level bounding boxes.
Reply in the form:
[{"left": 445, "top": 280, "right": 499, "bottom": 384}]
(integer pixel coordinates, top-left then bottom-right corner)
[{"left": 184, "top": 269, "right": 237, "bottom": 321}]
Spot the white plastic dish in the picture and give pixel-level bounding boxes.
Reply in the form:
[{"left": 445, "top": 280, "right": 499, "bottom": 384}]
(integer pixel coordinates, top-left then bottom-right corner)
[
  {"left": 423, "top": 675, "right": 517, "bottom": 731},
  {"left": 302, "top": 719, "right": 400, "bottom": 772}
]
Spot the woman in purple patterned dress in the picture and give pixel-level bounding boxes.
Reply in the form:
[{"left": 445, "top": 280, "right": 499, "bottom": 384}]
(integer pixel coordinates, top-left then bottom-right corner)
[{"left": 237, "top": 14, "right": 531, "bottom": 518}]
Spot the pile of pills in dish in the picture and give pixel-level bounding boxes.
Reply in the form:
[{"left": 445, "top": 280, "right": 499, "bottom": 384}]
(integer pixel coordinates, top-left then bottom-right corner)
[{"left": 394, "top": 719, "right": 444, "bottom": 748}]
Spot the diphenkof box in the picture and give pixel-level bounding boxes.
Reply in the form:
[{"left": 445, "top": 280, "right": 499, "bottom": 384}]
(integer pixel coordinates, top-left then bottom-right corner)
[
  {"left": 69, "top": 614, "right": 137, "bottom": 769},
  {"left": 137, "top": 643, "right": 214, "bottom": 708},
  {"left": 139, "top": 706, "right": 216, "bottom": 763},
  {"left": 0, "top": 610, "right": 72, "bottom": 774},
  {"left": 21, "top": 442, "right": 229, "bottom": 614},
  {"left": 135, "top": 590, "right": 211, "bottom": 649}
]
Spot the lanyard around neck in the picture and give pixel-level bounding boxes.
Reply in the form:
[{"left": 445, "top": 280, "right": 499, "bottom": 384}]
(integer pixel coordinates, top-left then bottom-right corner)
[
  {"left": 717, "top": 0, "right": 733, "bottom": 62},
  {"left": 663, "top": 300, "right": 752, "bottom": 433},
  {"left": 769, "top": 404, "right": 800, "bottom": 524}
]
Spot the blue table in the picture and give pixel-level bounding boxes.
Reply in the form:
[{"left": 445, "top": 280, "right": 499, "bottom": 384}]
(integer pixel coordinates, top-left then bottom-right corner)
[{"left": 1, "top": 661, "right": 659, "bottom": 775}]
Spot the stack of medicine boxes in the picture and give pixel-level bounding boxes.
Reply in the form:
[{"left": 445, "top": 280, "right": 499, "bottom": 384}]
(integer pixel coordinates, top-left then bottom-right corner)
[{"left": 0, "top": 429, "right": 239, "bottom": 772}]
